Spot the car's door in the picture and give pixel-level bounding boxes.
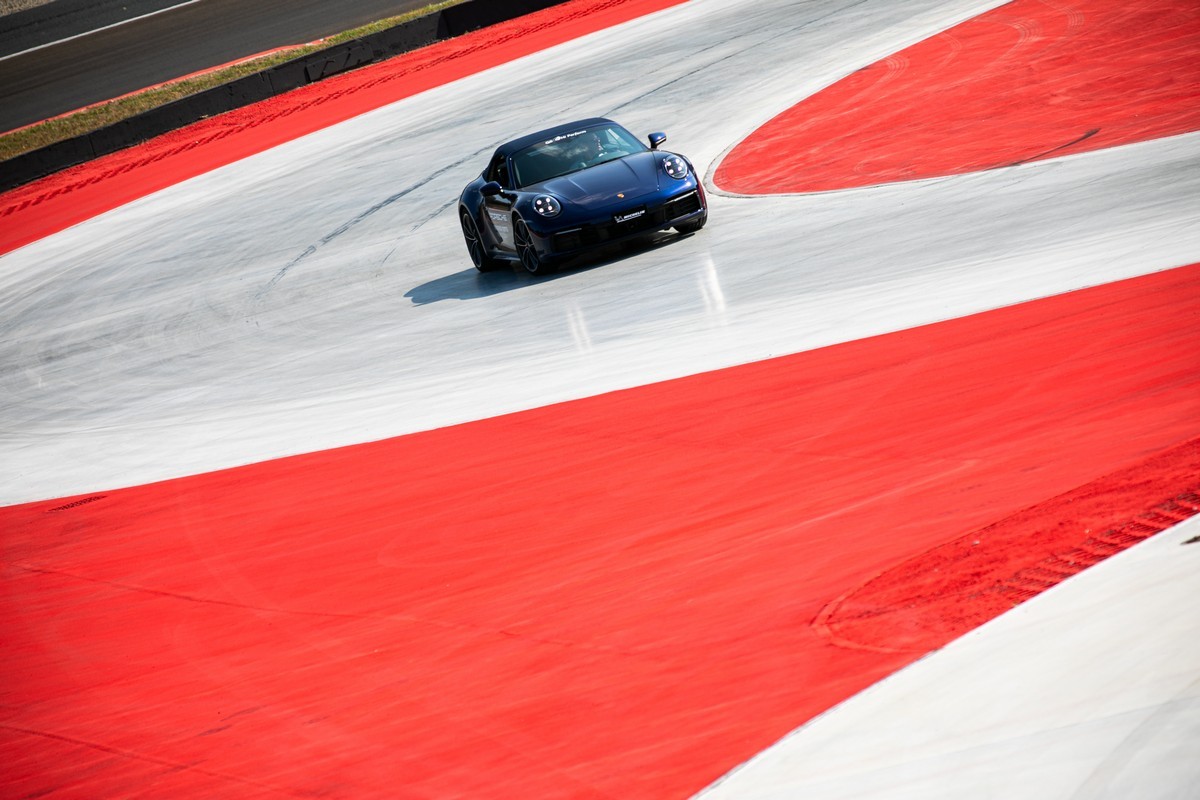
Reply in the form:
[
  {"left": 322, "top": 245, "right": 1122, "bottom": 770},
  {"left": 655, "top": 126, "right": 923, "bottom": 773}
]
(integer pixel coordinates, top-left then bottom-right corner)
[{"left": 482, "top": 155, "right": 516, "bottom": 251}]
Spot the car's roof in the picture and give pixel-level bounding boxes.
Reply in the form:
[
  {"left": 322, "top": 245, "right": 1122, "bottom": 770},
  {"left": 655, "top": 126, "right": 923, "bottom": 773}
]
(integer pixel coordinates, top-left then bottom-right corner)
[{"left": 497, "top": 118, "right": 617, "bottom": 157}]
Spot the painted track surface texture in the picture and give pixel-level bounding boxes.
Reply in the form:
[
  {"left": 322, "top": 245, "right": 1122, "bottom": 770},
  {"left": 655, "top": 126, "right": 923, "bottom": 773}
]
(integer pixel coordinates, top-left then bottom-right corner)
[
  {"left": 701, "top": 514, "right": 1200, "bottom": 799},
  {"left": 2, "top": 0, "right": 1199, "bottom": 797},
  {"left": 5, "top": 267, "right": 1199, "bottom": 797},
  {"left": 716, "top": 0, "right": 1200, "bottom": 193}
]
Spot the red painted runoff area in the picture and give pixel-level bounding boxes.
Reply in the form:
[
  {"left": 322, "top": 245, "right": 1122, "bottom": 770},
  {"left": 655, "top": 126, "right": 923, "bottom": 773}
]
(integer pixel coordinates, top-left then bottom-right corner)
[
  {"left": 716, "top": 0, "right": 1200, "bottom": 194},
  {"left": 4, "top": 264, "right": 1198, "bottom": 798},
  {"left": 0, "top": 0, "right": 687, "bottom": 257}
]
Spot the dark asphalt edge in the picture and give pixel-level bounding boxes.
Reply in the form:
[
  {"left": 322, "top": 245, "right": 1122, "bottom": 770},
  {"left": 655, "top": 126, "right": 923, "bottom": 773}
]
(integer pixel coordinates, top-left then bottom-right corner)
[
  {"left": 0, "top": 0, "right": 569, "bottom": 193},
  {"left": 0, "top": 0, "right": 188, "bottom": 57}
]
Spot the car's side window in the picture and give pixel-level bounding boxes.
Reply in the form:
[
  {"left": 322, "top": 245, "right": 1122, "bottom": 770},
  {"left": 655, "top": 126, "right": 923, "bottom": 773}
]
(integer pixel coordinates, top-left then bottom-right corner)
[{"left": 486, "top": 155, "right": 510, "bottom": 188}]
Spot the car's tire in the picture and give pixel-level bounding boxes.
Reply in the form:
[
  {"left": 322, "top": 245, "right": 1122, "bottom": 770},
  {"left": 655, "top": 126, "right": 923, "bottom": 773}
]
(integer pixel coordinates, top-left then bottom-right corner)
[
  {"left": 675, "top": 213, "right": 707, "bottom": 235},
  {"left": 461, "top": 210, "right": 501, "bottom": 272},
  {"left": 513, "top": 215, "right": 554, "bottom": 275}
]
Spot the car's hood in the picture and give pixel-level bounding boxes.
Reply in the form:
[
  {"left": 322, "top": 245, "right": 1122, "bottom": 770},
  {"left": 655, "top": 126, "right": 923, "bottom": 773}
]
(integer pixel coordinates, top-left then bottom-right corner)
[{"left": 537, "top": 152, "right": 661, "bottom": 206}]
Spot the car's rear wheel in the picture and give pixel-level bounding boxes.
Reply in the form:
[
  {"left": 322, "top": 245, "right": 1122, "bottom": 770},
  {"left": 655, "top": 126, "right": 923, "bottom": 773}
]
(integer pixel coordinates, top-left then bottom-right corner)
[
  {"left": 461, "top": 210, "right": 501, "bottom": 272},
  {"left": 514, "top": 215, "right": 553, "bottom": 275}
]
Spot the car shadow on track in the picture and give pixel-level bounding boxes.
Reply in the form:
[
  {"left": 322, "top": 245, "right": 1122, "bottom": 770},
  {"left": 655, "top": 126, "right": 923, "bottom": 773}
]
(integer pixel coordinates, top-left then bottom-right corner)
[{"left": 405, "top": 232, "right": 693, "bottom": 305}]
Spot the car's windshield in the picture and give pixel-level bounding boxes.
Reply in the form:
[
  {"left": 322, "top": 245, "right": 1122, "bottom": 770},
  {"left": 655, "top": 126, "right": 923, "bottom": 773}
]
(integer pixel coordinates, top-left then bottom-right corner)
[{"left": 511, "top": 124, "right": 646, "bottom": 187}]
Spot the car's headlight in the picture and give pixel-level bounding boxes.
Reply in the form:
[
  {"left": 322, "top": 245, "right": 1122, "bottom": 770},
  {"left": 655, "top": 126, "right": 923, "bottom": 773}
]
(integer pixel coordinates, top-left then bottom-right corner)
[
  {"left": 533, "top": 194, "right": 561, "bottom": 217},
  {"left": 662, "top": 155, "right": 689, "bottom": 179}
]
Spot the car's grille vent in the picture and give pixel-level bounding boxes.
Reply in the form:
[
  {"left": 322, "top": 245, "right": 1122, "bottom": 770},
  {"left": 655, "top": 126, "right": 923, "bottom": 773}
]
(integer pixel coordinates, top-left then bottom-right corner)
[
  {"left": 554, "top": 229, "right": 584, "bottom": 250},
  {"left": 664, "top": 191, "right": 702, "bottom": 219},
  {"left": 551, "top": 191, "right": 702, "bottom": 253}
]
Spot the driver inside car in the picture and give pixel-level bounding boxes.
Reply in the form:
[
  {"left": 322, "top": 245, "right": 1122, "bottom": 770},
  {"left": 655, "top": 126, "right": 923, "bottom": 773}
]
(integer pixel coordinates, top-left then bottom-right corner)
[{"left": 572, "top": 133, "right": 606, "bottom": 169}]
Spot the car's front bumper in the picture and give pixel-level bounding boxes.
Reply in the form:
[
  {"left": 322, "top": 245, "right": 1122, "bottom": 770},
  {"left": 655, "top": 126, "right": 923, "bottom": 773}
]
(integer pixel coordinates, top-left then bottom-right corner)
[{"left": 541, "top": 187, "right": 707, "bottom": 257}]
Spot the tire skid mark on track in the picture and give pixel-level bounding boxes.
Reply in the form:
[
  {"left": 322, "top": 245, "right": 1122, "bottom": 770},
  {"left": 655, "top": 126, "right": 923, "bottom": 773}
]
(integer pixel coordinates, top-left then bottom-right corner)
[
  {"left": 258, "top": 155, "right": 476, "bottom": 297},
  {"left": 1006, "top": 127, "right": 1100, "bottom": 168},
  {"left": 606, "top": 0, "right": 875, "bottom": 123},
  {"left": 0, "top": 722, "right": 292, "bottom": 794},
  {"left": 815, "top": 437, "right": 1200, "bottom": 654},
  {"left": 10, "top": 562, "right": 656, "bottom": 659}
]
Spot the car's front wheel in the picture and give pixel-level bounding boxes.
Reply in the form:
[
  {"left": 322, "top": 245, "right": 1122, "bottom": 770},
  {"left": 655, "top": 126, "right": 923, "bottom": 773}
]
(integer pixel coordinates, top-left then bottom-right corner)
[
  {"left": 675, "top": 213, "right": 707, "bottom": 235},
  {"left": 461, "top": 210, "right": 501, "bottom": 272},
  {"left": 513, "top": 215, "right": 554, "bottom": 275}
]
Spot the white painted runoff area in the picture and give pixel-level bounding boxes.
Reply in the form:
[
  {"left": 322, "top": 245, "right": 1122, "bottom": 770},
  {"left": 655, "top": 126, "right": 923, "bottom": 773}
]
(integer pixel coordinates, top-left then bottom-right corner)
[{"left": 1, "top": 0, "right": 1197, "bottom": 795}]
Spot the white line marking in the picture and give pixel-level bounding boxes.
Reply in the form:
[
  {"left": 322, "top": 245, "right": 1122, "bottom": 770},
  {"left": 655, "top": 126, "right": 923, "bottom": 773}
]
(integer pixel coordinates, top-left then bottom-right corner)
[{"left": 0, "top": 0, "right": 205, "bottom": 62}]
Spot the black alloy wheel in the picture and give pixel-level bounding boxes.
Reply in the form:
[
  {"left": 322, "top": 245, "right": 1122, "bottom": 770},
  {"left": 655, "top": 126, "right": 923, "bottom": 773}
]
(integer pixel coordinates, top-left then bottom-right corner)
[
  {"left": 461, "top": 210, "right": 500, "bottom": 272},
  {"left": 513, "top": 216, "right": 551, "bottom": 275},
  {"left": 675, "top": 214, "right": 707, "bottom": 235}
]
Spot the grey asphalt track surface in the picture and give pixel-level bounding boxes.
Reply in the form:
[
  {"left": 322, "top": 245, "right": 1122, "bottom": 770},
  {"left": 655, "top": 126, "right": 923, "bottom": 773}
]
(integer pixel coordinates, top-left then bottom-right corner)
[{"left": 0, "top": 0, "right": 441, "bottom": 132}]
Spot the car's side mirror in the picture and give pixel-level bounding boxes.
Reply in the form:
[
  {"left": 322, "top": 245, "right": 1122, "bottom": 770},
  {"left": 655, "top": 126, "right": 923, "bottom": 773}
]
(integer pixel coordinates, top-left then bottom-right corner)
[
  {"left": 481, "top": 181, "right": 504, "bottom": 197},
  {"left": 648, "top": 132, "right": 667, "bottom": 150}
]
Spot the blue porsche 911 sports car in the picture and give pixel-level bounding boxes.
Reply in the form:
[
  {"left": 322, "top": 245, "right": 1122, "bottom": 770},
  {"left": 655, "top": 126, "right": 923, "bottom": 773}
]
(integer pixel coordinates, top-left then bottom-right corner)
[{"left": 458, "top": 117, "right": 707, "bottom": 274}]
